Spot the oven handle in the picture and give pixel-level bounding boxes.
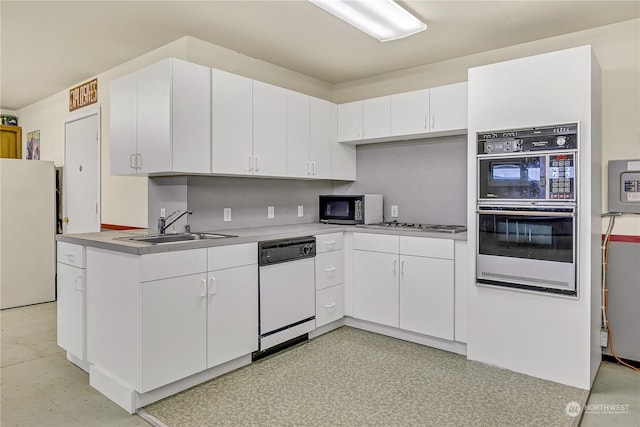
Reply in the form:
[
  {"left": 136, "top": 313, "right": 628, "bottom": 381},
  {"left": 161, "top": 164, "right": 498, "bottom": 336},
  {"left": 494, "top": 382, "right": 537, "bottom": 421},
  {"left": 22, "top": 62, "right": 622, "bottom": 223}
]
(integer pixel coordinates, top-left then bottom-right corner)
[{"left": 476, "top": 210, "right": 574, "bottom": 218}]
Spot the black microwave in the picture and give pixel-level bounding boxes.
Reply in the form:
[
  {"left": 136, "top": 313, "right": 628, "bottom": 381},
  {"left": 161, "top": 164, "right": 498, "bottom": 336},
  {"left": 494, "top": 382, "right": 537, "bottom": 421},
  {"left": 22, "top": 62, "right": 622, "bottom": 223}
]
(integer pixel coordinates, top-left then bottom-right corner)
[{"left": 319, "top": 195, "right": 383, "bottom": 225}]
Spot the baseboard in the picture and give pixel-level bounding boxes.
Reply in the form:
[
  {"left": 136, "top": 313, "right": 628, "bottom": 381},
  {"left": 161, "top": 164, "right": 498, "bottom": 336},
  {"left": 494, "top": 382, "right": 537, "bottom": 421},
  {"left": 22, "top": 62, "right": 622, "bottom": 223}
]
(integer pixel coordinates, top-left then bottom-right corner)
[{"left": 602, "top": 354, "right": 640, "bottom": 369}]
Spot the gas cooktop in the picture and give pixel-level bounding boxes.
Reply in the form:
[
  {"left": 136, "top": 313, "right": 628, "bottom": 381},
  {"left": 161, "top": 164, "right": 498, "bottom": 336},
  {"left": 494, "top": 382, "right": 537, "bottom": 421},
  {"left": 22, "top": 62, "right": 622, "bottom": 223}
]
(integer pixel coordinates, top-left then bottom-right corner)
[{"left": 359, "top": 221, "right": 467, "bottom": 234}]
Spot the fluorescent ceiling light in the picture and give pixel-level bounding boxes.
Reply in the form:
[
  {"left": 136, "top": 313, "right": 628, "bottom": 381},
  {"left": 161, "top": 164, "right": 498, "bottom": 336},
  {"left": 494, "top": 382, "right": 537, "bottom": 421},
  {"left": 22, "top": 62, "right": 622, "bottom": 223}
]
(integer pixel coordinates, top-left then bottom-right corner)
[{"left": 309, "top": 0, "right": 426, "bottom": 42}]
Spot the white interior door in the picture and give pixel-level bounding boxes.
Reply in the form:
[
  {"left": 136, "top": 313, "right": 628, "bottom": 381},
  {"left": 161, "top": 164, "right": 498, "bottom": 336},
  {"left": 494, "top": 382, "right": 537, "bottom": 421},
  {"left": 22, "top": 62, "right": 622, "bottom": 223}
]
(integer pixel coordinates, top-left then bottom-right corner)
[{"left": 64, "top": 108, "right": 100, "bottom": 234}]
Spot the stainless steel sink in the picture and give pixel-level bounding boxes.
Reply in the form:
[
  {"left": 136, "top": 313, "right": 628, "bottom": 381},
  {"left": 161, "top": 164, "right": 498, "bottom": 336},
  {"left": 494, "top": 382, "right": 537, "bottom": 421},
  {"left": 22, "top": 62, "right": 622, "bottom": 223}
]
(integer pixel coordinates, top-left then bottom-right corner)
[{"left": 117, "top": 232, "right": 237, "bottom": 245}]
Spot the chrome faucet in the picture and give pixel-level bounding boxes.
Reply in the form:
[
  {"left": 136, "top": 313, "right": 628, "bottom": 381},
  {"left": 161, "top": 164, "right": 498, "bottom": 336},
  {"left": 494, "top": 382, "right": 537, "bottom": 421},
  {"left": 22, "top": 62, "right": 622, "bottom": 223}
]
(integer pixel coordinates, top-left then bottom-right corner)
[{"left": 158, "top": 210, "right": 192, "bottom": 234}]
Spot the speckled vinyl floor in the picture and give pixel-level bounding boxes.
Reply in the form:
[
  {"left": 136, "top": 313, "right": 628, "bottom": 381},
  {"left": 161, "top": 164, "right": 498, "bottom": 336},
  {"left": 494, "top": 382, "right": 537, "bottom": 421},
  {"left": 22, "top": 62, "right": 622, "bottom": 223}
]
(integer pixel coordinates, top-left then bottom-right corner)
[{"left": 142, "top": 326, "right": 587, "bottom": 427}]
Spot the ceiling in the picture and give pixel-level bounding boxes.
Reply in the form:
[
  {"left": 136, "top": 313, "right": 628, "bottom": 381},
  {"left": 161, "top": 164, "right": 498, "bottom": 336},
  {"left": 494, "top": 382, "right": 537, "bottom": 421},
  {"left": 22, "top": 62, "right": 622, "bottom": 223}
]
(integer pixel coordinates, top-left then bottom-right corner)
[{"left": 1, "top": 1, "right": 638, "bottom": 110}]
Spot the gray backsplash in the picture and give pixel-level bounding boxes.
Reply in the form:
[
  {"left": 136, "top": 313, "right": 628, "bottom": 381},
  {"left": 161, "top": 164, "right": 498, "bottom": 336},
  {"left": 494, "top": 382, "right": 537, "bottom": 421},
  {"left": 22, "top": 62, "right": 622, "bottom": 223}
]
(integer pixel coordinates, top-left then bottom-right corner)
[
  {"left": 335, "top": 136, "right": 468, "bottom": 225},
  {"left": 148, "top": 135, "right": 467, "bottom": 231}
]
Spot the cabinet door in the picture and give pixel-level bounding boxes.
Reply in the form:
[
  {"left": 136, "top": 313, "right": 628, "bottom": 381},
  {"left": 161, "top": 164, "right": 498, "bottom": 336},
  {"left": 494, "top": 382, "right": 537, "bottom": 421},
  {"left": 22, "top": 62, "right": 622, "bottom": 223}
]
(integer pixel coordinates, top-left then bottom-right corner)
[
  {"left": 136, "top": 59, "right": 172, "bottom": 174},
  {"left": 253, "top": 80, "right": 286, "bottom": 176},
  {"left": 141, "top": 274, "right": 207, "bottom": 392},
  {"left": 363, "top": 96, "right": 390, "bottom": 139},
  {"left": 207, "top": 265, "right": 258, "bottom": 367},
  {"left": 390, "top": 89, "right": 430, "bottom": 136},
  {"left": 57, "top": 263, "right": 84, "bottom": 359},
  {"left": 337, "top": 101, "right": 362, "bottom": 142},
  {"left": 211, "top": 69, "right": 253, "bottom": 175},
  {"left": 171, "top": 60, "right": 211, "bottom": 174},
  {"left": 309, "top": 96, "right": 332, "bottom": 179},
  {"left": 286, "top": 90, "right": 311, "bottom": 178},
  {"left": 353, "top": 250, "right": 399, "bottom": 327},
  {"left": 399, "top": 255, "right": 454, "bottom": 340},
  {"left": 331, "top": 103, "right": 356, "bottom": 180},
  {"left": 429, "top": 82, "right": 468, "bottom": 133},
  {"left": 110, "top": 72, "right": 138, "bottom": 175}
]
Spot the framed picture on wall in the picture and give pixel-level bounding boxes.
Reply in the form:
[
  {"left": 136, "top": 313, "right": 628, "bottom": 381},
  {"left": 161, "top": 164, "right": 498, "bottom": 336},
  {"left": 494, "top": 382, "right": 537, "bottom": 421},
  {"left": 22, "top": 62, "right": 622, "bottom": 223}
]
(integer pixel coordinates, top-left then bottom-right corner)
[{"left": 26, "top": 130, "right": 40, "bottom": 160}]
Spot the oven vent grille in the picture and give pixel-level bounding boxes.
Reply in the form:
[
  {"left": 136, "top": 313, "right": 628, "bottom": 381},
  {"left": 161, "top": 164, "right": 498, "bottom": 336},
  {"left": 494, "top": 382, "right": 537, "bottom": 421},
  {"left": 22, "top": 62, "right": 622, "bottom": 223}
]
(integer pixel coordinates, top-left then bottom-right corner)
[{"left": 480, "top": 271, "right": 569, "bottom": 287}]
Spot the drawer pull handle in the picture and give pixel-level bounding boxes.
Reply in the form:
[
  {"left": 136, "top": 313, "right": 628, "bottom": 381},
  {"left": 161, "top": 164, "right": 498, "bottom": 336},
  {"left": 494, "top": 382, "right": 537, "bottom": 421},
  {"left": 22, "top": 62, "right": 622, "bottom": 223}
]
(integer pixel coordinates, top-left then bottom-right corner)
[
  {"left": 324, "top": 267, "right": 336, "bottom": 276},
  {"left": 325, "top": 303, "right": 336, "bottom": 309},
  {"left": 325, "top": 241, "right": 336, "bottom": 249},
  {"left": 65, "top": 252, "right": 75, "bottom": 262}
]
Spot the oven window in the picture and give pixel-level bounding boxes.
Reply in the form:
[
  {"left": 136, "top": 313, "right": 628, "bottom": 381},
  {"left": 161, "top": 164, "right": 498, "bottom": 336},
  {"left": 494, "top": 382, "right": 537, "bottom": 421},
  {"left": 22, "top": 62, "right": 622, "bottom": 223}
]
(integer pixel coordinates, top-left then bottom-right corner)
[{"left": 478, "top": 212, "right": 574, "bottom": 263}]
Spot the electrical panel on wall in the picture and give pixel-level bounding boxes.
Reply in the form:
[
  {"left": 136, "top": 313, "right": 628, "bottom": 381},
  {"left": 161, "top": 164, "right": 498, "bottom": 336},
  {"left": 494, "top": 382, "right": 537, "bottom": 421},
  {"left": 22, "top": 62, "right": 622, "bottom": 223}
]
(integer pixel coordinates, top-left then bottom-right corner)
[{"left": 608, "top": 159, "right": 640, "bottom": 213}]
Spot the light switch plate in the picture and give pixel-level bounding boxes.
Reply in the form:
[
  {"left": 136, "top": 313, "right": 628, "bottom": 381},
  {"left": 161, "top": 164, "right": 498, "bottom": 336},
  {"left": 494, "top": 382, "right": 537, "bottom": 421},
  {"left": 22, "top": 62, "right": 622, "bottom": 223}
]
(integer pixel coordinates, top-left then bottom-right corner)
[
  {"left": 298, "top": 205, "right": 304, "bottom": 217},
  {"left": 223, "top": 208, "right": 231, "bottom": 222},
  {"left": 268, "top": 206, "right": 275, "bottom": 219},
  {"left": 391, "top": 205, "right": 399, "bottom": 218}
]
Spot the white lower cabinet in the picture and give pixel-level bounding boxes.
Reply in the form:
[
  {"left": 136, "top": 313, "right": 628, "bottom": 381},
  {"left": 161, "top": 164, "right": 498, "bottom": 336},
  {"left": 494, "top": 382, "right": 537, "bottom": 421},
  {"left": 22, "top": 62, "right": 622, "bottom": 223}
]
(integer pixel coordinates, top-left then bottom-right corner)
[
  {"left": 57, "top": 262, "right": 85, "bottom": 360},
  {"left": 316, "top": 284, "right": 344, "bottom": 327},
  {"left": 399, "top": 255, "right": 454, "bottom": 340},
  {"left": 207, "top": 264, "right": 258, "bottom": 367},
  {"left": 57, "top": 242, "right": 86, "bottom": 362},
  {"left": 86, "top": 243, "right": 258, "bottom": 396},
  {"left": 141, "top": 274, "right": 208, "bottom": 392},
  {"left": 352, "top": 233, "right": 455, "bottom": 340},
  {"left": 353, "top": 250, "right": 399, "bottom": 327}
]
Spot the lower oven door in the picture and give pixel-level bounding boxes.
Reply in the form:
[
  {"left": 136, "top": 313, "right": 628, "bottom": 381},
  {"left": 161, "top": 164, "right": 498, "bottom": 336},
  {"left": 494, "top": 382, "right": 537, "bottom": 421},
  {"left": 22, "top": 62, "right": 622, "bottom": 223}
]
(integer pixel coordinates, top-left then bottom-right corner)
[{"left": 476, "top": 206, "right": 576, "bottom": 295}]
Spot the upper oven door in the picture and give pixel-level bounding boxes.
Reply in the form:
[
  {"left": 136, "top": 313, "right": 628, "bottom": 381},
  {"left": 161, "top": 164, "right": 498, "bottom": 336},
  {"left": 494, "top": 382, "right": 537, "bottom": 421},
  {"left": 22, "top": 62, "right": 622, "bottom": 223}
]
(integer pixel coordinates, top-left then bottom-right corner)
[
  {"left": 478, "top": 155, "right": 546, "bottom": 201},
  {"left": 477, "top": 206, "right": 575, "bottom": 263}
]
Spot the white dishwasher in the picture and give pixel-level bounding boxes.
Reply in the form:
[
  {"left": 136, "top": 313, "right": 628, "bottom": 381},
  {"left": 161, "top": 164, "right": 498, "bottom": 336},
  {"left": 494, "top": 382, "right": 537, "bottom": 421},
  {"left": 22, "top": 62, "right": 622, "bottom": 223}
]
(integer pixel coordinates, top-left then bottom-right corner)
[{"left": 254, "top": 236, "right": 316, "bottom": 359}]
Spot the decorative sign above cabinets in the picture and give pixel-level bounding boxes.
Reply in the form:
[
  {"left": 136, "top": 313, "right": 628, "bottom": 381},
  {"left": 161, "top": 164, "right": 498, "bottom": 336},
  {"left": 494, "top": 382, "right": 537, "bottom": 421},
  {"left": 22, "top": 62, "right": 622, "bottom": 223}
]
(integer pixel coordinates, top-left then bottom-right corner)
[{"left": 69, "top": 78, "right": 98, "bottom": 112}]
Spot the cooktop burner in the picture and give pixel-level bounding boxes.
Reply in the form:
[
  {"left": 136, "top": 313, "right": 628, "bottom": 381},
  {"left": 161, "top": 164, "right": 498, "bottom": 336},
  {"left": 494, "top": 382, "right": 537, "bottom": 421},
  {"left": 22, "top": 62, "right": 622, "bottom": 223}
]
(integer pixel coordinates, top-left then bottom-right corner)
[{"left": 360, "top": 221, "right": 467, "bottom": 234}]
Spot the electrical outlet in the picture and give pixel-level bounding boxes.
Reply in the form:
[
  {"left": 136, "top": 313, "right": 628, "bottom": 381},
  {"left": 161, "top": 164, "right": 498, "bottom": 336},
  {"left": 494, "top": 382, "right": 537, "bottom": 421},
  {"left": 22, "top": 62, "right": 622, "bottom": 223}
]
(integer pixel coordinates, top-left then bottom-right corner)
[
  {"left": 298, "top": 205, "right": 304, "bottom": 217},
  {"left": 600, "top": 329, "right": 609, "bottom": 347},
  {"left": 223, "top": 208, "right": 231, "bottom": 222},
  {"left": 160, "top": 208, "right": 166, "bottom": 218},
  {"left": 391, "top": 205, "right": 399, "bottom": 218},
  {"left": 268, "top": 206, "right": 275, "bottom": 219}
]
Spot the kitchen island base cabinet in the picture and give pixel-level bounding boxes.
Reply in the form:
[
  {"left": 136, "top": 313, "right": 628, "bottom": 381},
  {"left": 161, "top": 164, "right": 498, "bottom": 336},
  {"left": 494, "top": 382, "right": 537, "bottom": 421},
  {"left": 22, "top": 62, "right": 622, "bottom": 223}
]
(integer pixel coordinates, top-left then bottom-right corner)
[{"left": 84, "top": 243, "right": 258, "bottom": 412}]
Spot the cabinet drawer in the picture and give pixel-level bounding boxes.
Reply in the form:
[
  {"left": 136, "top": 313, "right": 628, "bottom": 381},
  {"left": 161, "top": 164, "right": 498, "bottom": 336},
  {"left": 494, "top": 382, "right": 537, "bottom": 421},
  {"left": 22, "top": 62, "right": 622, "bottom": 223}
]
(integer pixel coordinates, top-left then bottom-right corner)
[
  {"left": 57, "top": 242, "right": 85, "bottom": 268},
  {"left": 315, "top": 233, "right": 343, "bottom": 253},
  {"left": 316, "top": 284, "right": 344, "bottom": 327},
  {"left": 315, "top": 250, "right": 344, "bottom": 290},
  {"left": 141, "top": 248, "right": 207, "bottom": 282},
  {"left": 353, "top": 233, "right": 399, "bottom": 254},
  {"left": 399, "top": 236, "right": 454, "bottom": 259},
  {"left": 208, "top": 243, "right": 257, "bottom": 271}
]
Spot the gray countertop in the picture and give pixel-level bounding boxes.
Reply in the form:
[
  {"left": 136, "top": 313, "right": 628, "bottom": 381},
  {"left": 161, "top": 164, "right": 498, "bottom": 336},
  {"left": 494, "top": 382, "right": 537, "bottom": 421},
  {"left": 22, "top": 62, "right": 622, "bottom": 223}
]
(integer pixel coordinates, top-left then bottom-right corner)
[{"left": 56, "top": 223, "right": 467, "bottom": 255}]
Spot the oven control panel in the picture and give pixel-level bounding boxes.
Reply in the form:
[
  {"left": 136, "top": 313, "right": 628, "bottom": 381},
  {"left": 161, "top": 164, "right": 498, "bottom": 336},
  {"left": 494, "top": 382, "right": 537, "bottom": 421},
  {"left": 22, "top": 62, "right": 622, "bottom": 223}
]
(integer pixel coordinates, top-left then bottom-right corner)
[
  {"left": 548, "top": 154, "right": 575, "bottom": 200},
  {"left": 478, "top": 123, "right": 578, "bottom": 155}
]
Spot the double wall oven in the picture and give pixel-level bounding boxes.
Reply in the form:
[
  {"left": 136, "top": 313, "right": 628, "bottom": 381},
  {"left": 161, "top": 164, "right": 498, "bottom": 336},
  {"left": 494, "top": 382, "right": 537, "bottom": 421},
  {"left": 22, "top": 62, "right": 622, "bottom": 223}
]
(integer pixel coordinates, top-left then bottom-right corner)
[{"left": 476, "top": 123, "right": 578, "bottom": 296}]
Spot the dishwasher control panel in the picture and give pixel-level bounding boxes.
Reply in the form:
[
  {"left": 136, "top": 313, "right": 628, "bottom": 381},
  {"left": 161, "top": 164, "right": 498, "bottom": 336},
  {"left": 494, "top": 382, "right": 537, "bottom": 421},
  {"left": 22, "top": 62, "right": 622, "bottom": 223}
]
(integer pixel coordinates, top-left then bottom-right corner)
[{"left": 258, "top": 236, "right": 316, "bottom": 265}]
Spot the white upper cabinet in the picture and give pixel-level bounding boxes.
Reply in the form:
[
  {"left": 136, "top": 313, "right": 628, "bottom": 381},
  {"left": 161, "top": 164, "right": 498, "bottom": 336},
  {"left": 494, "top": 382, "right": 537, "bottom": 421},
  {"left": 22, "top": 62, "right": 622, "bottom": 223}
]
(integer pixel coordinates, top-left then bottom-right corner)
[
  {"left": 339, "top": 82, "right": 467, "bottom": 144},
  {"left": 211, "top": 69, "right": 253, "bottom": 175},
  {"left": 363, "top": 96, "right": 391, "bottom": 139},
  {"left": 253, "top": 80, "right": 287, "bottom": 177},
  {"left": 338, "top": 96, "right": 391, "bottom": 142},
  {"left": 110, "top": 72, "right": 137, "bottom": 176},
  {"left": 110, "top": 58, "right": 211, "bottom": 175},
  {"left": 286, "top": 90, "right": 311, "bottom": 178},
  {"left": 429, "top": 82, "right": 468, "bottom": 133},
  {"left": 390, "top": 89, "right": 430, "bottom": 136},
  {"left": 308, "top": 96, "right": 332, "bottom": 179}
]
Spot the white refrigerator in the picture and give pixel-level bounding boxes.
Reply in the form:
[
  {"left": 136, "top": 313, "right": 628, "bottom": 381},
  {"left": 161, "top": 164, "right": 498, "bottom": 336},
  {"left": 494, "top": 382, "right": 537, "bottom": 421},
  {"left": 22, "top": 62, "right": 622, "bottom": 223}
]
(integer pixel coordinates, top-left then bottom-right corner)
[{"left": 0, "top": 159, "right": 56, "bottom": 309}]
